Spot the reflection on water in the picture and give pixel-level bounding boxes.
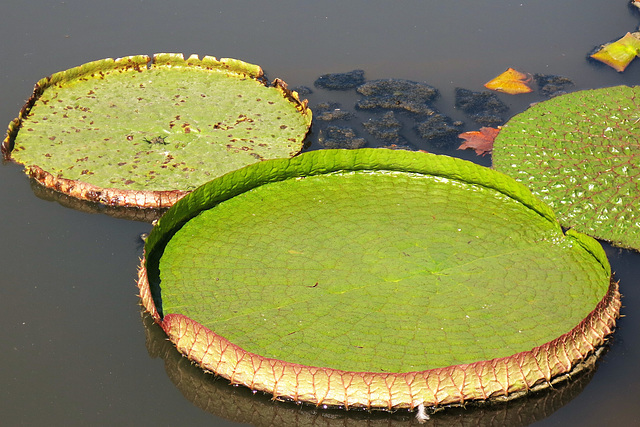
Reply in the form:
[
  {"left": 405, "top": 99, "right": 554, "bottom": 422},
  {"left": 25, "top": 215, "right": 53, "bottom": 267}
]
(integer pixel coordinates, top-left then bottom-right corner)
[
  {"left": 142, "top": 312, "right": 605, "bottom": 426},
  {"left": 2, "top": 1, "right": 640, "bottom": 426},
  {"left": 29, "top": 177, "right": 168, "bottom": 223}
]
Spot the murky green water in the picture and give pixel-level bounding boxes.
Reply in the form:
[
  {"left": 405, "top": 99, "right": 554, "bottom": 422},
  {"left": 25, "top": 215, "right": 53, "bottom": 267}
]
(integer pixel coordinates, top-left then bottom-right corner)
[{"left": 1, "top": 1, "right": 639, "bottom": 425}]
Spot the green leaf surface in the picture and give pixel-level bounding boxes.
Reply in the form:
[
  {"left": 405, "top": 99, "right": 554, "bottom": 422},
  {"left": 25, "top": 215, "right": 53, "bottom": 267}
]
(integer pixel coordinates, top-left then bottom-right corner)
[
  {"left": 149, "top": 148, "right": 611, "bottom": 373},
  {"left": 492, "top": 85, "right": 640, "bottom": 250},
  {"left": 9, "top": 54, "right": 311, "bottom": 192}
]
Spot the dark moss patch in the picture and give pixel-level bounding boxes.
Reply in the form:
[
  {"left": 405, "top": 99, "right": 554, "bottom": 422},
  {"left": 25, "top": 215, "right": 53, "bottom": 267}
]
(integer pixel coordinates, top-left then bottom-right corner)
[
  {"left": 356, "top": 79, "right": 439, "bottom": 115},
  {"left": 469, "top": 113, "right": 505, "bottom": 127},
  {"left": 316, "top": 110, "right": 353, "bottom": 121},
  {"left": 292, "top": 86, "right": 313, "bottom": 96},
  {"left": 534, "top": 74, "right": 574, "bottom": 98},
  {"left": 362, "top": 111, "right": 406, "bottom": 145},
  {"left": 314, "top": 70, "right": 365, "bottom": 90},
  {"left": 415, "top": 114, "right": 464, "bottom": 147},
  {"left": 318, "top": 126, "right": 366, "bottom": 149},
  {"left": 313, "top": 102, "right": 354, "bottom": 121},
  {"left": 455, "top": 88, "right": 508, "bottom": 126}
]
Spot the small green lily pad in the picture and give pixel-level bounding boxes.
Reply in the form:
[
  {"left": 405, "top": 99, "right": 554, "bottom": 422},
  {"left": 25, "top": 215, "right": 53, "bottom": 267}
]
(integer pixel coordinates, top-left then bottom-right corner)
[
  {"left": 492, "top": 85, "right": 640, "bottom": 251},
  {"left": 138, "top": 148, "right": 619, "bottom": 410},
  {"left": 2, "top": 53, "right": 312, "bottom": 208}
]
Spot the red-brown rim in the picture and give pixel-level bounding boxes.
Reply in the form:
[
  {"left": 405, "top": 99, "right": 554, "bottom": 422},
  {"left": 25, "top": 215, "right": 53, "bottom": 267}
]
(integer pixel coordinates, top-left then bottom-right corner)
[
  {"left": 136, "top": 255, "right": 621, "bottom": 411},
  {"left": 1, "top": 55, "right": 310, "bottom": 209}
]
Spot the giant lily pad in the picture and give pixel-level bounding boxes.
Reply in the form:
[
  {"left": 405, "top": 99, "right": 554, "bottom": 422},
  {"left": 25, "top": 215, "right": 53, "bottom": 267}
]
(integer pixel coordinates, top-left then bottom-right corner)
[
  {"left": 2, "top": 53, "right": 312, "bottom": 208},
  {"left": 138, "top": 148, "right": 619, "bottom": 410},
  {"left": 492, "top": 85, "right": 640, "bottom": 251}
]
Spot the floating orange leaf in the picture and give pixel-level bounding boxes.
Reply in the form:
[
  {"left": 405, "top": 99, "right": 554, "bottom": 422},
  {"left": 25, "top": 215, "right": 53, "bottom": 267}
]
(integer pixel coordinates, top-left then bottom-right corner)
[
  {"left": 458, "top": 127, "right": 501, "bottom": 156},
  {"left": 590, "top": 32, "right": 640, "bottom": 72},
  {"left": 484, "top": 68, "right": 533, "bottom": 94}
]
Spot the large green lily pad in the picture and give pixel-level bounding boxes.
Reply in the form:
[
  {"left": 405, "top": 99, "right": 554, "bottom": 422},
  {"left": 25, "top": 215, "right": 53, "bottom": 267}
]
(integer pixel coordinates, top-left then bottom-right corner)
[
  {"left": 2, "top": 53, "right": 312, "bottom": 208},
  {"left": 492, "top": 85, "right": 640, "bottom": 251},
  {"left": 138, "top": 148, "right": 619, "bottom": 410}
]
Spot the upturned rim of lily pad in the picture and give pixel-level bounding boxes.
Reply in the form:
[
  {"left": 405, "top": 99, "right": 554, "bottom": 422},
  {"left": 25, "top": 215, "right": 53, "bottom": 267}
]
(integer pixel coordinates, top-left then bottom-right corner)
[
  {"left": 141, "top": 309, "right": 608, "bottom": 423},
  {"left": 137, "top": 148, "right": 620, "bottom": 412},
  {"left": 2, "top": 53, "right": 312, "bottom": 209}
]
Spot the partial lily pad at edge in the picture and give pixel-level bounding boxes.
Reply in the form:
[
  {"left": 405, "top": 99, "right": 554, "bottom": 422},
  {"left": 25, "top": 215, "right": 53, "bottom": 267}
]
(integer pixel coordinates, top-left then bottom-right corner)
[
  {"left": 2, "top": 53, "right": 312, "bottom": 208},
  {"left": 137, "top": 148, "right": 619, "bottom": 411},
  {"left": 492, "top": 85, "right": 640, "bottom": 251}
]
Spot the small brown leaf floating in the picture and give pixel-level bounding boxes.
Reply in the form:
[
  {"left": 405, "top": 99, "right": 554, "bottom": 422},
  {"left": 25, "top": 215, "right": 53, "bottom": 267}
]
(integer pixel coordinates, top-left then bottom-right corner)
[
  {"left": 590, "top": 32, "right": 640, "bottom": 72},
  {"left": 458, "top": 126, "right": 501, "bottom": 156},
  {"left": 484, "top": 68, "right": 533, "bottom": 94}
]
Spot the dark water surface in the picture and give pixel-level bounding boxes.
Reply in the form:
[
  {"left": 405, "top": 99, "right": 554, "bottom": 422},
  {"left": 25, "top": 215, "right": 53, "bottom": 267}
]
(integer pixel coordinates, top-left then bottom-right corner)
[{"left": 1, "top": 1, "right": 639, "bottom": 426}]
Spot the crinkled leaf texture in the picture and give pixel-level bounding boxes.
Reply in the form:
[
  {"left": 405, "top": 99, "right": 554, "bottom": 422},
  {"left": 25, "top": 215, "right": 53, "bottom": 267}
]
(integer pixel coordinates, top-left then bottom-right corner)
[
  {"left": 138, "top": 148, "right": 619, "bottom": 410},
  {"left": 2, "top": 53, "right": 312, "bottom": 208},
  {"left": 493, "top": 85, "right": 640, "bottom": 251}
]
